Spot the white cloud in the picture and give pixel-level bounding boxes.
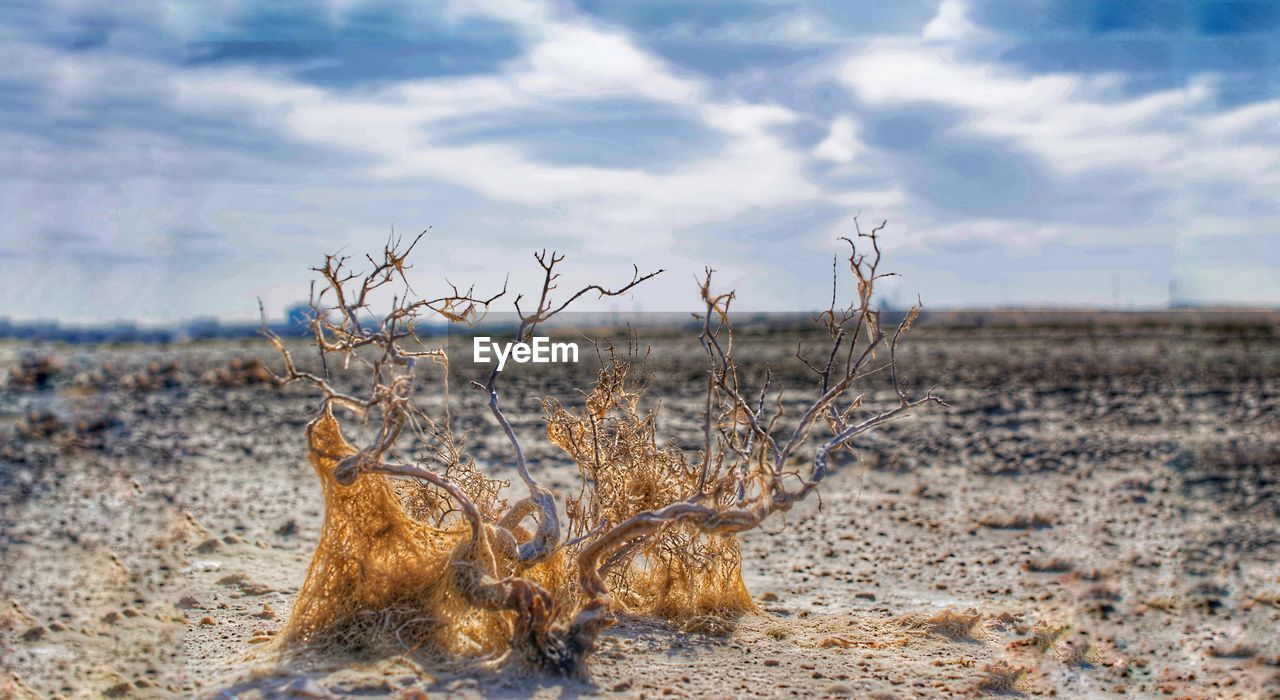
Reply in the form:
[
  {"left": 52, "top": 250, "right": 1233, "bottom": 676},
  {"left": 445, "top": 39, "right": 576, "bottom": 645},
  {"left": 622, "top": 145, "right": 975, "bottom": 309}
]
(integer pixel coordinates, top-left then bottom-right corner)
[
  {"left": 513, "top": 24, "right": 702, "bottom": 102},
  {"left": 922, "top": 0, "right": 978, "bottom": 41},
  {"left": 825, "top": 36, "right": 1280, "bottom": 305},
  {"left": 841, "top": 47, "right": 1081, "bottom": 115},
  {"left": 171, "top": 11, "right": 823, "bottom": 256},
  {"left": 813, "top": 115, "right": 862, "bottom": 164},
  {"left": 6, "top": 0, "right": 1279, "bottom": 318},
  {"left": 444, "top": 0, "right": 552, "bottom": 26},
  {"left": 838, "top": 44, "right": 1279, "bottom": 182},
  {"left": 3, "top": 3, "right": 843, "bottom": 321}
]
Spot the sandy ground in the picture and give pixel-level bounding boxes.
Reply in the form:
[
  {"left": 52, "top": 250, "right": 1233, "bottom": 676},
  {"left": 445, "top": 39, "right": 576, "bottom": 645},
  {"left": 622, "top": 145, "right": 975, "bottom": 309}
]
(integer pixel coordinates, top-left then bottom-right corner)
[{"left": 2, "top": 320, "right": 1279, "bottom": 698}]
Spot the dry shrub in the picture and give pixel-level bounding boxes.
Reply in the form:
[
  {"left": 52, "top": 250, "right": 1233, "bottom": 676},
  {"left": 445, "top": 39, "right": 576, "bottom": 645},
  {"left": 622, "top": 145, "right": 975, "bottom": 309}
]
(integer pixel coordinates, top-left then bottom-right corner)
[
  {"left": 280, "top": 409, "right": 573, "bottom": 665},
  {"left": 1174, "top": 436, "right": 1280, "bottom": 516},
  {"left": 974, "top": 660, "right": 1029, "bottom": 695},
  {"left": 1140, "top": 596, "right": 1178, "bottom": 613},
  {"left": 977, "top": 512, "right": 1054, "bottom": 530},
  {"left": 1022, "top": 557, "right": 1074, "bottom": 573},
  {"left": 0, "top": 674, "right": 39, "bottom": 700},
  {"left": 904, "top": 608, "right": 988, "bottom": 642},
  {"left": 0, "top": 599, "right": 37, "bottom": 636},
  {"left": 119, "top": 360, "right": 184, "bottom": 391},
  {"left": 71, "top": 368, "right": 112, "bottom": 391},
  {"left": 6, "top": 353, "right": 62, "bottom": 391},
  {"left": 1206, "top": 642, "right": 1258, "bottom": 659},
  {"left": 14, "top": 410, "right": 63, "bottom": 441},
  {"left": 679, "top": 614, "right": 738, "bottom": 637},
  {"left": 1249, "top": 590, "right": 1280, "bottom": 608},
  {"left": 1029, "top": 621, "right": 1068, "bottom": 652},
  {"left": 261, "top": 223, "right": 944, "bottom": 674},
  {"left": 202, "top": 356, "right": 276, "bottom": 387},
  {"left": 1050, "top": 632, "right": 1098, "bottom": 667},
  {"left": 543, "top": 353, "right": 755, "bottom": 620},
  {"left": 14, "top": 409, "right": 116, "bottom": 449}
]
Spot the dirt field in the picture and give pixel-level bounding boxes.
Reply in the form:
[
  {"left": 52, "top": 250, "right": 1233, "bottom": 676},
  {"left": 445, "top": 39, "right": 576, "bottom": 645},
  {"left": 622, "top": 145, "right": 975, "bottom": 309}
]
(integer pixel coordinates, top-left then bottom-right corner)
[{"left": 2, "top": 316, "right": 1278, "bottom": 698}]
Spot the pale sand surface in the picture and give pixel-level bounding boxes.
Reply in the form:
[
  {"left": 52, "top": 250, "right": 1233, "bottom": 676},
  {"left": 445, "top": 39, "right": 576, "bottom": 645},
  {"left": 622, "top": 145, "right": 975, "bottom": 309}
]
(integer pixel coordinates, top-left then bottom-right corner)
[{"left": 2, "top": 323, "right": 1278, "bottom": 698}]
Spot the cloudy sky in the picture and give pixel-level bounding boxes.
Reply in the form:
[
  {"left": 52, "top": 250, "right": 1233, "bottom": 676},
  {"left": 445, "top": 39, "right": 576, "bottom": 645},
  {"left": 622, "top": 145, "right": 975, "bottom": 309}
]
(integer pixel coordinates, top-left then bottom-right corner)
[{"left": 2, "top": 0, "right": 1277, "bottom": 322}]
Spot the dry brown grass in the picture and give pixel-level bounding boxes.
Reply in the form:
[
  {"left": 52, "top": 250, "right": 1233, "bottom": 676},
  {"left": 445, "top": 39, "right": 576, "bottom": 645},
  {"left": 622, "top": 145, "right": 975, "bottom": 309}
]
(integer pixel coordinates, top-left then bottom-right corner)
[
  {"left": 1022, "top": 557, "right": 1074, "bottom": 573},
  {"left": 1206, "top": 642, "right": 1258, "bottom": 659},
  {"left": 977, "top": 512, "right": 1055, "bottom": 530},
  {"left": 201, "top": 356, "right": 275, "bottom": 387},
  {"left": 5, "top": 354, "right": 61, "bottom": 390},
  {"left": 973, "top": 660, "right": 1029, "bottom": 695},
  {"left": 902, "top": 608, "right": 989, "bottom": 642},
  {"left": 13, "top": 409, "right": 115, "bottom": 449}
]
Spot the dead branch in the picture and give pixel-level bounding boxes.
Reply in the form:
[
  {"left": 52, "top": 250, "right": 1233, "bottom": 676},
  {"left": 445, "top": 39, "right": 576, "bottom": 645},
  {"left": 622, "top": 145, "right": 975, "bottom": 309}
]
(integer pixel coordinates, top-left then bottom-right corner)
[
  {"left": 266, "top": 222, "right": 941, "bottom": 675},
  {"left": 559, "top": 221, "right": 946, "bottom": 656},
  {"left": 481, "top": 252, "right": 664, "bottom": 565}
]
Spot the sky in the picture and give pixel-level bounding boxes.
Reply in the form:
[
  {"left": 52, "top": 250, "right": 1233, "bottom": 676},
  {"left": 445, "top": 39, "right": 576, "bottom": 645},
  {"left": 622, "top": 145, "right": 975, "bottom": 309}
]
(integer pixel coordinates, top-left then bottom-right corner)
[{"left": 1, "top": 0, "right": 1278, "bottom": 323}]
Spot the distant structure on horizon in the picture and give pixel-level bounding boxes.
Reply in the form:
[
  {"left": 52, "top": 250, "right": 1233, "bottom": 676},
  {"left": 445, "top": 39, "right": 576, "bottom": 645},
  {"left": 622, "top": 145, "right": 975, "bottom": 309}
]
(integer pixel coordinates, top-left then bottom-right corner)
[
  {"left": 4, "top": 298, "right": 1275, "bottom": 346},
  {"left": 0, "top": 304, "right": 321, "bottom": 345},
  {"left": 1169, "top": 278, "right": 1188, "bottom": 309}
]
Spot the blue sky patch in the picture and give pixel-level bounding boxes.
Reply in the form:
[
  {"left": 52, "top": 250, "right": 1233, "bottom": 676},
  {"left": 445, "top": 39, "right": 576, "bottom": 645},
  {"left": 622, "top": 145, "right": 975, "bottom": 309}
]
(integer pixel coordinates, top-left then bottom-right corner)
[{"left": 1, "top": 0, "right": 1277, "bottom": 320}]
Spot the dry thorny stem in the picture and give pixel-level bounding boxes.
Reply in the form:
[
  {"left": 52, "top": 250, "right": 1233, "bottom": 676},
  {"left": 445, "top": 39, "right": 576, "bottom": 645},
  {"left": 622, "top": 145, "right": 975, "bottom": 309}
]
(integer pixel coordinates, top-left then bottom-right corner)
[{"left": 260, "top": 222, "right": 945, "bottom": 673}]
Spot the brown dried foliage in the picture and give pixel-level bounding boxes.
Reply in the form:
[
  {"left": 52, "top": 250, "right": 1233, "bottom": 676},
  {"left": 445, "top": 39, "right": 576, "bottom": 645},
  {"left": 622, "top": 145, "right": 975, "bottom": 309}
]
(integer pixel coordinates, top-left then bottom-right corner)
[
  {"left": 544, "top": 352, "right": 755, "bottom": 619},
  {"left": 7, "top": 354, "right": 62, "bottom": 391},
  {"left": 261, "top": 223, "right": 944, "bottom": 674}
]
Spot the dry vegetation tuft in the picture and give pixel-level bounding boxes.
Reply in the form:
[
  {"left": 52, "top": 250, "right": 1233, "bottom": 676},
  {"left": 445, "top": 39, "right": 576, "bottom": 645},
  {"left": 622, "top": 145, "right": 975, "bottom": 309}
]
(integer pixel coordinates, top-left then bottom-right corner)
[
  {"left": 973, "top": 660, "right": 1029, "bottom": 695},
  {"left": 14, "top": 409, "right": 116, "bottom": 449},
  {"left": 977, "top": 512, "right": 1055, "bottom": 530},
  {"left": 6, "top": 353, "right": 62, "bottom": 391},
  {"left": 904, "top": 608, "right": 989, "bottom": 642},
  {"left": 257, "top": 223, "right": 944, "bottom": 674},
  {"left": 201, "top": 356, "right": 276, "bottom": 387}
]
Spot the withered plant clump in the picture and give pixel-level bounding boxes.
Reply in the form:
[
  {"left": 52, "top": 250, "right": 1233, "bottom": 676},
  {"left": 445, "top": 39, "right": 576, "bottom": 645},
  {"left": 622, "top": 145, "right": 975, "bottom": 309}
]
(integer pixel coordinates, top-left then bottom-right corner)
[
  {"left": 201, "top": 356, "right": 276, "bottom": 388},
  {"left": 260, "top": 224, "right": 945, "bottom": 674},
  {"left": 119, "top": 360, "right": 185, "bottom": 391},
  {"left": 543, "top": 351, "right": 755, "bottom": 620},
  {"left": 13, "top": 409, "right": 116, "bottom": 450},
  {"left": 6, "top": 353, "right": 62, "bottom": 391}
]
